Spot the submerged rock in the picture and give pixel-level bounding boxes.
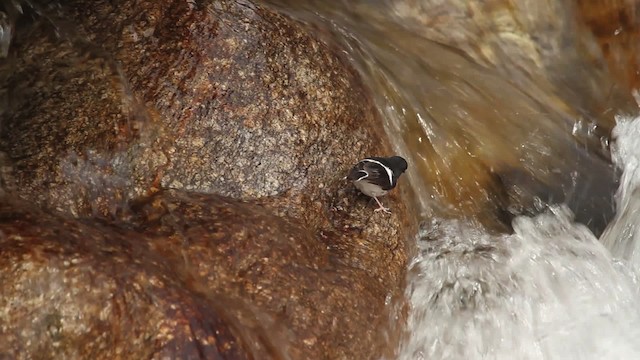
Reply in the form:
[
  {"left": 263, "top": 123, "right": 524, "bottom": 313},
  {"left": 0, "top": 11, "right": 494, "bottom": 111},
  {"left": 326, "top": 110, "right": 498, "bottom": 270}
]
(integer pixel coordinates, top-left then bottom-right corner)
[
  {"left": 577, "top": 0, "right": 640, "bottom": 91},
  {"left": 266, "top": 0, "right": 629, "bottom": 235}
]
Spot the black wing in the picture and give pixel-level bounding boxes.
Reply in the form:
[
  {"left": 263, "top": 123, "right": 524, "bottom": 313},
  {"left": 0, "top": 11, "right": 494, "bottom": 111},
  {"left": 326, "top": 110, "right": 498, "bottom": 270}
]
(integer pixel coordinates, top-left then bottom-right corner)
[
  {"left": 347, "top": 159, "right": 395, "bottom": 190},
  {"left": 347, "top": 161, "right": 368, "bottom": 181}
]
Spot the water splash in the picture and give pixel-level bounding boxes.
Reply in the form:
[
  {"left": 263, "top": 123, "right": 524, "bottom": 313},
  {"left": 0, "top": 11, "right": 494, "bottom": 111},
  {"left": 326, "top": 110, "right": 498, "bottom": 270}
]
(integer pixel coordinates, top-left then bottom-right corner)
[
  {"left": 601, "top": 113, "right": 640, "bottom": 265},
  {"left": 398, "top": 116, "right": 640, "bottom": 359}
]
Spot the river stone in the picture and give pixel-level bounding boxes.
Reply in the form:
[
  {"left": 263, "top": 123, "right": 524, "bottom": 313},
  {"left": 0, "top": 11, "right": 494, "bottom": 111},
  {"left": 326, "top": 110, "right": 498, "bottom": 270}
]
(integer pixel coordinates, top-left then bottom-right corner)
[
  {"left": 0, "top": 198, "right": 259, "bottom": 359},
  {"left": 1, "top": 0, "right": 387, "bottom": 217},
  {"left": 0, "top": 0, "right": 412, "bottom": 359},
  {"left": 383, "top": 0, "right": 633, "bottom": 235},
  {"left": 0, "top": 190, "right": 406, "bottom": 360}
]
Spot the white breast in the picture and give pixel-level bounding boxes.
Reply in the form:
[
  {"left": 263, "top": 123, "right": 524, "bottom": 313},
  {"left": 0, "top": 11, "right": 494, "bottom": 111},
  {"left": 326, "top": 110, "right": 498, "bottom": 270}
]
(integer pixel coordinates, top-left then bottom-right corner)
[{"left": 354, "top": 180, "right": 388, "bottom": 198}]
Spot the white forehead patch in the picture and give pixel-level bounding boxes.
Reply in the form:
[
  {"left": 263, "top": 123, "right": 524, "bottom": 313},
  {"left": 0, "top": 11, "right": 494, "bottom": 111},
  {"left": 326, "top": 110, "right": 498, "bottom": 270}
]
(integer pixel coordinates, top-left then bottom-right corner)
[{"left": 362, "top": 159, "right": 393, "bottom": 186}]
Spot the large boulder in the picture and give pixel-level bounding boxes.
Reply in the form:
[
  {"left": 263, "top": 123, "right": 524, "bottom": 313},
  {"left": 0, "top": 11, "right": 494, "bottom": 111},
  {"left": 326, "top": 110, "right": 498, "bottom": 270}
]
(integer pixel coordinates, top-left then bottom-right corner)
[
  {"left": 0, "top": 198, "right": 259, "bottom": 359},
  {"left": 1, "top": 0, "right": 394, "bottom": 220},
  {"left": 0, "top": 0, "right": 414, "bottom": 359},
  {"left": 0, "top": 191, "right": 406, "bottom": 359}
]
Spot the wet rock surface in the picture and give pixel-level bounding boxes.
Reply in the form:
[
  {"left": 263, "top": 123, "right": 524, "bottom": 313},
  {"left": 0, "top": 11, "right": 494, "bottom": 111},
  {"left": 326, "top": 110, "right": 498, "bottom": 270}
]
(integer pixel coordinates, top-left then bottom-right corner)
[
  {"left": 1, "top": 0, "right": 385, "bottom": 218},
  {"left": 577, "top": 0, "right": 640, "bottom": 91},
  {"left": 0, "top": 199, "right": 258, "bottom": 359},
  {"left": 0, "top": 0, "right": 412, "bottom": 359},
  {"left": 0, "top": 191, "right": 408, "bottom": 359}
]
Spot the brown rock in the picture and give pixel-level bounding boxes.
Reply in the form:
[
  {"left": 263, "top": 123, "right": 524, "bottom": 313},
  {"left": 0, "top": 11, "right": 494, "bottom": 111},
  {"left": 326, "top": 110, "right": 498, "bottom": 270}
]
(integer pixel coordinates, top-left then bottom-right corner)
[
  {"left": 0, "top": 0, "right": 413, "bottom": 359},
  {"left": 0, "top": 198, "right": 260, "bottom": 359},
  {"left": 0, "top": 2, "right": 164, "bottom": 217},
  {"left": 576, "top": 0, "right": 640, "bottom": 91},
  {"left": 0, "top": 189, "right": 408, "bottom": 359},
  {"left": 1, "top": 0, "right": 386, "bottom": 218},
  {"left": 128, "top": 190, "right": 401, "bottom": 359}
]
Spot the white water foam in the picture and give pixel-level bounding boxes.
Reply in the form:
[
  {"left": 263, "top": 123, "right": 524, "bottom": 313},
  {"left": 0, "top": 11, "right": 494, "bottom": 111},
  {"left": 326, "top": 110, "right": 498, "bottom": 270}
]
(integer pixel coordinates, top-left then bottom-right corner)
[
  {"left": 399, "top": 115, "right": 640, "bottom": 360},
  {"left": 601, "top": 114, "right": 640, "bottom": 267}
]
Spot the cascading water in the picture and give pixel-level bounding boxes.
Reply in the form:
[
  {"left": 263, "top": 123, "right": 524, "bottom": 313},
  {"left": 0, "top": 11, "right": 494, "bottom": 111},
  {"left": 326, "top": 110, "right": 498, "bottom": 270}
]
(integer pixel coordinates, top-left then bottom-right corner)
[
  {"left": 601, "top": 110, "right": 640, "bottom": 266},
  {"left": 399, "top": 115, "right": 640, "bottom": 359}
]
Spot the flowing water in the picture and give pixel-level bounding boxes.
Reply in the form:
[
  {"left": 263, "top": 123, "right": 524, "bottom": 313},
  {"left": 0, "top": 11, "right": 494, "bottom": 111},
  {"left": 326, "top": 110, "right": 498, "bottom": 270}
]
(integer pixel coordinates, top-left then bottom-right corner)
[
  {"left": 401, "top": 116, "right": 640, "bottom": 359},
  {"left": 263, "top": 0, "right": 640, "bottom": 358}
]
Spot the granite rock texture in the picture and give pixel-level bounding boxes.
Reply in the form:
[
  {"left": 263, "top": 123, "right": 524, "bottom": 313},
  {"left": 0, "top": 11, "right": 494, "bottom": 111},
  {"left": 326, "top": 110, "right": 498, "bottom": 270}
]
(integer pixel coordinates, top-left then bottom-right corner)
[
  {"left": 0, "top": 191, "right": 408, "bottom": 359},
  {"left": 2, "top": 0, "right": 385, "bottom": 218},
  {"left": 0, "top": 0, "right": 412, "bottom": 359}
]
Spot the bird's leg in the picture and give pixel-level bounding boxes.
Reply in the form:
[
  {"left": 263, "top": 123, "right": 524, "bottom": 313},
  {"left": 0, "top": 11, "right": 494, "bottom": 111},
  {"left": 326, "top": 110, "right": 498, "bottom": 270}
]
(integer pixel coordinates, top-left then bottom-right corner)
[{"left": 373, "top": 197, "right": 391, "bottom": 213}]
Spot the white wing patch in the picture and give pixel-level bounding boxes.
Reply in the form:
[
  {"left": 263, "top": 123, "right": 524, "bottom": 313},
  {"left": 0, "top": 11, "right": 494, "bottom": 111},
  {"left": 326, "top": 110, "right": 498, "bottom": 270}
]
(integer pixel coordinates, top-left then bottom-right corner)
[
  {"left": 362, "top": 159, "right": 393, "bottom": 186},
  {"left": 355, "top": 171, "right": 369, "bottom": 181}
]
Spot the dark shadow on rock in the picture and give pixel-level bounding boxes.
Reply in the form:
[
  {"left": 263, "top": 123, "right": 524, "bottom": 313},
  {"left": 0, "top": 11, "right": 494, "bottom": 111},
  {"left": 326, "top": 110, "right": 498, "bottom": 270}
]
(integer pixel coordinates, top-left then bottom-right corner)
[{"left": 494, "top": 149, "right": 618, "bottom": 237}]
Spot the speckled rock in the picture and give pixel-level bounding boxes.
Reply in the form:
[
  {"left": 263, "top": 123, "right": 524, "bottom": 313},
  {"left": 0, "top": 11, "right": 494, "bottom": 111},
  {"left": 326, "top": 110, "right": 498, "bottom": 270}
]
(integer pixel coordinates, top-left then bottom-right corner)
[
  {"left": 0, "top": 0, "right": 413, "bottom": 359},
  {"left": 129, "top": 190, "right": 406, "bottom": 359},
  {"left": 0, "top": 198, "right": 260, "bottom": 359},
  {"left": 0, "top": 189, "right": 407, "bottom": 360},
  {"left": 0, "top": 3, "right": 166, "bottom": 218},
  {"left": 1, "top": 0, "right": 384, "bottom": 217}
]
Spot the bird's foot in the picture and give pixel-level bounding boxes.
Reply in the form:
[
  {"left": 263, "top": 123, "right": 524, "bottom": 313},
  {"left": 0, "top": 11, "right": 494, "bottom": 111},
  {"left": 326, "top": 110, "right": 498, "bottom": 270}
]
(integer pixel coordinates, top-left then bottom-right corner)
[
  {"left": 374, "top": 206, "right": 391, "bottom": 214},
  {"left": 373, "top": 197, "right": 391, "bottom": 213}
]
